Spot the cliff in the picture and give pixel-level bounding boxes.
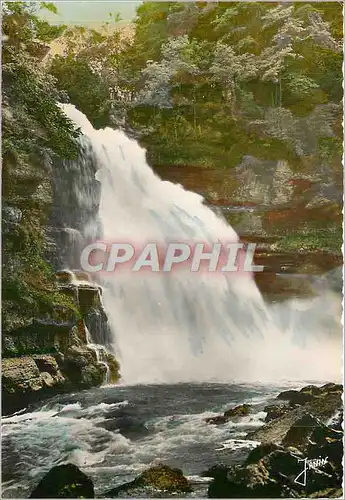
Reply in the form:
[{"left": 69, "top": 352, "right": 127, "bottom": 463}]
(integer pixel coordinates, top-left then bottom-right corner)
[{"left": 2, "top": 23, "right": 120, "bottom": 413}]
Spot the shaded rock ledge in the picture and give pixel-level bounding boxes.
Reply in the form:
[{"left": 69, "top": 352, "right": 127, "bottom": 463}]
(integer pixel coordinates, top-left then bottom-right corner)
[
  {"left": 2, "top": 273, "right": 120, "bottom": 415},
  {"left": 207, "top": 383, "right": 343, "bottom": 498}
]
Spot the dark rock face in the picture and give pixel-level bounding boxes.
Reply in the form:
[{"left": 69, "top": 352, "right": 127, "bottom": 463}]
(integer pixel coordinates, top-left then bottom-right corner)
[
  {"left": 208, "top": 425, "right": 343, "bottom": 498},
  {"left": 104, "top": 464, "right": 192, "bottom": 497},
  {"left": 208, "top": 384, "right": 343, "bottom": 498},
  {"left": 2, "top": 277, "right": 120, "bottom": 415},
  {"left": 248, "top": 384, "right": 342, "bottom": 445},
  {"left": 276, "top": 389, "right": 313, "bottom": 405},
  {"left": 282, "top": 413, "right": 321, "bottom": 450},
  {"left": 29, "top": 463, "right": 94, "bottom": 498},
  {"left": 264, "top": 404, "right": 289, "bottom": 423}
]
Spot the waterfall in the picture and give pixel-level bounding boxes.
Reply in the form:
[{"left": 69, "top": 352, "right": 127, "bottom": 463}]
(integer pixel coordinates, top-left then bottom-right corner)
[
  {"left": 85, "top": 326, "right": 111, "bottom": 384},
  {"left": 61, "top": 104, "right": 342, "bottom": 385}
]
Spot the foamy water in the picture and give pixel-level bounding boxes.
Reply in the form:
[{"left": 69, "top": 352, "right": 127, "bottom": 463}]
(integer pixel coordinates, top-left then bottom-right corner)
[
  {"left": 60, "top": 104, "right": 342, "bottom": 384},
  {"left": 2, "top": 382, "right": 295, "bottom": 498}
]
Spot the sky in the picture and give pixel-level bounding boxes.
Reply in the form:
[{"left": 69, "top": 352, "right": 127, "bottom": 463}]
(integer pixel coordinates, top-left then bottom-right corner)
[{"left": 39, "top": 1, "right": 141, "bottom": 27}]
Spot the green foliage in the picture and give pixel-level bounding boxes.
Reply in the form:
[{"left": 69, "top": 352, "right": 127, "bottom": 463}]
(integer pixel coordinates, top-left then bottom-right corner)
[
  {"left": 2, "top": 200, "right": 80, "bottom": 332},
  {"left": 49, "top": 2, "right": 341, "bottom": 168},
  {"left": 3, "top": 2, "right": 80, "bottom": 159},
  {"left": 122, "top": 2, "right": 342, "bottom": 168},
  {"left": 51, "top": 56, "right": 111, "bottom": 127},
  {"left": 49, "top": 21, "right": 133, "bottom": 127},
  {"left": 2, "top": 2, "right": 81, "bottom": 333},
  {"left": 276, "top": 227, "right": 342, "bottom": 253},
  {"left": 40, "top": 2, "right": 58, "bottom": 15}
]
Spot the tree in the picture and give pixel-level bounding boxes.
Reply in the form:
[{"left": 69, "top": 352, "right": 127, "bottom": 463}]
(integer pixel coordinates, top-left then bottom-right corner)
[{"left": 2, "top": 2, "right": 79, "bottom": 159}]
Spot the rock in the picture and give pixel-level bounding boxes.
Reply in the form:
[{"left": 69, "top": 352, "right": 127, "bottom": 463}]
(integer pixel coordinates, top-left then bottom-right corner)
[
  {"left": 264, "top": 404, "right": 289, "bottom": 423},
  {"left": 55, "top": 270, "right": 74, "bottom": 284},
  {"left": 40, "top": 372, "right": 56, "bottom": 388},
  {"left": 208, "top": 461, "right": 284, "bottom": 498},
  {"left": 208, "top": 429, "right": 343, "bottom": 499},
  {"left": 282, "top": 413, "right": 320, "bottom": 451},
  {"left": 29, "top": 463, "right": 94, "bottom": 498},
  {"left": 205, "top": 415, "right": 228, "bottom": 425},
  {"left": 138, "top": 464, "right": 191, "bottom": 492},
  {"left": 104, "top": 464, "right": 192, "bottom": 497},
  {"left": 102, "top": 350, "right": 121, "bottom": 383},
  {"left": 327, "top": 409, "right": 343, "bottom": 432},
  {"left": 299, "top": 385, "right": 323, "bottom": 397},
  {"left": 101, "top": 414, "right": 149, "bottom": 439},
  {"left": 277, "top": 384, "right": 343, "bottom": 407},
  {"left": 224, "top": 403, "right": 252, "bottom": 418},
  {"left": 247, "top": 385, "right": 342, "bottom": 445},
  {"left": 237, "top": 386, "right": 344, "bottom": 498},
  {"left": 2, "top": 357, "right": 41, "bottom": 394},
  {"left": 202, "top": 464, "right": 230, "bottom": 480},
  {"left": 320, "top": 383, "right": 343, "bottom": 394},
  {"left": 2, "top": 340, "right": 115, "bottom": 414},
  {"left": 245, "top": 443, "right": 283, "bottom": 465},
  {"left": 63, "top": 345, "right": 106, "bottom": 387},
  {"left": 2, "top": 356, "right": 66, "bottom": 414},
  {"left": 206, "top": 404, "right": 252, "bottom": 425},
  {"left": 307, "top": 422, "right": 343, "bottom": 466},
  {"left": 276, "top": 389, "right": 313, "bottom": 405},
  {"left": 32, "top": 355, "right": 60, "bottom": 374}
]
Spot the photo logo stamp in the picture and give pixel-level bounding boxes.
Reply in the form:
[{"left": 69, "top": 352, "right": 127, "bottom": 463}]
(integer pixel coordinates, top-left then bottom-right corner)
[{"left": 293, "top": 456, "right": 329, "bottom": 487}]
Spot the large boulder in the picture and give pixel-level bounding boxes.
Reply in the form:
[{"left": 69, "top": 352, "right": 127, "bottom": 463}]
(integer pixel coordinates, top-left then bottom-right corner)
[
  {"left": 29, "top": 463, "right": 94, "bottom": 498},
  {"left": 206, "top": 404, "right": 252, "bottom": 425},
  {"left": 104, "top": 464, "right": 192, "bottom": 497},
  {"left": 208, "top": 460, "right": 287, "bottom": 498},
  {"left": 208, "top": 434, "right": 342, "bottom": 498},
  {"left": 264, "top": 404, "right": 289, "bottom": 423},
  {"left": 282, "top": 413, "right": 325, "bottom": 451},
  {"left": 248, "top": 385, "right": 342, "bottom": 445},
  {"left": 276, "top": 389, "right": 313, "bottom": 405},
  {"left": 2, "top": 356, "right": 66, "bottom": 413},
  {"left": 224, "top": 404, "right": 252, "bottom": 418}
]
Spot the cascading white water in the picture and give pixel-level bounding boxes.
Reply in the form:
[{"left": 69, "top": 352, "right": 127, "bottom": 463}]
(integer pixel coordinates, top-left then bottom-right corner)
[
  {"left": 62, "top": 104, "right": 342, "bottom": 384},
  {"left": 85, "top": 326, "right": 111, "bottom": 384}
]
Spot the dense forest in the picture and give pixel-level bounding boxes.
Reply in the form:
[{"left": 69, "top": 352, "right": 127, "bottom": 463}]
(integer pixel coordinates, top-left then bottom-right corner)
[
  {"left": 51, "top": 1, "right": 343, "bottom": 170},
  {"left": 4, "top": 1, "right": 343, "bottom": 168}
]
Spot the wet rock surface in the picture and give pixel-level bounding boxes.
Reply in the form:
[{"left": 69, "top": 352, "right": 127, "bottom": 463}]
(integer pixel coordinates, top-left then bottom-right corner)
[
  {"left": 103, "top": 464, "right": 192, "bottom": 498},
  {"left": 247, "top": 383, "right": 342, "bottom": 444},
  {"left": 2, "top": 276, "right": 120, "bottom": 415},
  {"left": 205, "top": 404, "right": 252, "bottom": 425},
  {"left": 207, "top": 383, "right": 343, "bottom": 498},
  {"left": 29, "top": 464, "right": 94, "bottom": 498}
]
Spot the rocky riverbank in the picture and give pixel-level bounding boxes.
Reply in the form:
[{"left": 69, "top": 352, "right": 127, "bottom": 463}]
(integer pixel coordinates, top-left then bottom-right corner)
[
  {"left": 2, "top": 94, "right": 120, "bottom": 415},
  {"left": 2, "top": 272, "right": 120, "bottom": 415},
  {"left": 206, "top": 382, "right": 343, "bottom": 498},
  {"left": 27, "top": 382, "right": 343, "bottom": 498}
]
